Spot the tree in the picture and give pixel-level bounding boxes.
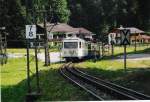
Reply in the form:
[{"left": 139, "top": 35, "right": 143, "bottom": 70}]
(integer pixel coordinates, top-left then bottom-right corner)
[
  {"left": 137, "top": 0, "right": 150, "bottom": 31},
  {"left": 0, "top": 0, "right": 26, "bottom": 47},
  {"left": 68, "top": 0, "right": 150, "bottom": 35},
  {"left": 47, "top": 0, "right": 70, "bottom": 23}
]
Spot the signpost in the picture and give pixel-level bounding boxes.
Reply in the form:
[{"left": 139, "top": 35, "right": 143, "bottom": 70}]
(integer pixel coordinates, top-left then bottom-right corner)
[
  {"left": 26, "top": 25, "right": 36, "bottom": 39},
  {"left": 26, "top": 25, "right": 36, "bottom": 95},
  {"left": 26, "top": 24, "right": 41, "bottom": 101},
  {"left": 120, "top": 29, "right": 130, "bottom": 72}
]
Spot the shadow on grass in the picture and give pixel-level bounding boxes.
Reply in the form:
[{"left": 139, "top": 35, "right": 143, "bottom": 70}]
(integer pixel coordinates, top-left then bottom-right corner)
[
  {"left": 1, "top": 80, "right": 27, "bottom": 102},
  {"left": 79, "top": 67, "right": 150, "bottom": 95},
  {"left": 2, "top": 63, "right": 150, "bottom": 101},
  {"left": 1, "top": 68, "right": 94, "bottom": 102}
]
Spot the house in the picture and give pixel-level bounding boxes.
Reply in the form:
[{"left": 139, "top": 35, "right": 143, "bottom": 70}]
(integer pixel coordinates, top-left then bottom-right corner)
[
  {"left": 137, "top": 35, "right": 150, "bottom": 43},
  {"left": 66, "top": 27, "right": 94, "bottom": 40},
  {"left": 35, "top": 23, "right": 94, "bottom": 47},
  {"left": 108, "top": 26, "right": 150, "bottom": 45}
]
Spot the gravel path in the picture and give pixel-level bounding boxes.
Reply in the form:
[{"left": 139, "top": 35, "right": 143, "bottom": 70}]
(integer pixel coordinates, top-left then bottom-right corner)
[
  {"left": 0, "top": 52, "right": 64, "bottom": 63},
  {"left": 1, "top": 53, "right": 150, "bottom": 62},
  {"left": 116, "top": 54, "right": 150, "bottom": 60},
  {"left": 37, "top": 52, "right": 64, "bottom": 63}
]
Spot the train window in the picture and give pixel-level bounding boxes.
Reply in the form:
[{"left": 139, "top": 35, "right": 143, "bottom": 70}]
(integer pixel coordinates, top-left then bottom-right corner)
[
  {"left": 64, "top": 42, "right": 78, "bottom": 49},
  {"left": 79, "top": 42, "right": 81, "bottom": 48}
]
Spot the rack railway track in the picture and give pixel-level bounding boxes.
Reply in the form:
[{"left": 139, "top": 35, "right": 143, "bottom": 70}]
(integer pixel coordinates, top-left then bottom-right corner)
[{"left": 59, "top": 62, "right": 150, "bottom": 100}]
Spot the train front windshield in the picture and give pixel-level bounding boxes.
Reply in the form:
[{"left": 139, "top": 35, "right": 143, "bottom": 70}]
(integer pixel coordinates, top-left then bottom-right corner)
[{"left": 64, "top": 42, "right": 78, "bottom": 49}]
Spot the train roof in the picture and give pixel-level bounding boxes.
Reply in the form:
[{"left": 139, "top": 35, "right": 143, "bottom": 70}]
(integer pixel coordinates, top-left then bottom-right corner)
[{"left": 62, "top": 37, "right": 85, "bottom": 42}]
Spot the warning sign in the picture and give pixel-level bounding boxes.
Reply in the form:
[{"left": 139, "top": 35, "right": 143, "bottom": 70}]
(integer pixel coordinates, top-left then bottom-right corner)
[
  {"left": 120, "top": 29, "right": 130, "bottom": 45},
  {"left": 26, "top": 25, "right": 36, "bottom": 39}
]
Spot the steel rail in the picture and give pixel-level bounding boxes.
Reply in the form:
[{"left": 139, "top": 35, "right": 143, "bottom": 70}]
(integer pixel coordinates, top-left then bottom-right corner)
[
  {"left": 59, "top": 63, "right": 104, "bottom": 100},
  {"left": 66, "top": 67, "right": 138, "bottom": 100},
  {"left": 70, "top": 66, "right": 150, "bottom": 100},
  {"left": 73, "top": 67, "right": 150, "bottom": 100}
]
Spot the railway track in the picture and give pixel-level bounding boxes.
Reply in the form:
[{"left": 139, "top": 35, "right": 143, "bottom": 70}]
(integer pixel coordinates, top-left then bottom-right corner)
[
  {"left": 59, "top": 63, "right": 104, "bottom": 100},
  {"left": 59, "top": 62, "right": 150, "bottom": 100}
]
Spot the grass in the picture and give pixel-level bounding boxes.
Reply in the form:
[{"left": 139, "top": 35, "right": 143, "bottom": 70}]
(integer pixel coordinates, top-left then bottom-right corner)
[
  {"left": 1, "top": 58, "right": 93, "bottom": 102},
  {"left": 75, "top": 45, "right": 150, "bottom": 95},
  {"left": 7, "top": 44, "right": 149, "bottom": 54},
  {"left": 7, "top": 48, "right": 59, "bottom": 54},
  {"left": 1, "top": 45, "right": 150, "bottom": 101},
  {"left": 76, "top": 60, "right": 150, "bottom": 95},
  {"left": 7, "top": 48, "right": 34, "bottom": 54},
  {"left": 102, "top": 44, "right": 150, "bottom": 60},
  {"left": 76, "top": 60, "right": 150, "bottom": 78},
  {"left": 113, "top": 44, "right": 150, "bottom": 55}
]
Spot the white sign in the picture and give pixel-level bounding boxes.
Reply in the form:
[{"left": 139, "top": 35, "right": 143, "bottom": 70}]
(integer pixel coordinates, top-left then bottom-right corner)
[
  {"left": 120, "top": 29, "right": 130, "bottom": 45},
  {"left": 108, "top": 33, "right": 116, "bottom": 45},
  {"left": 26, "top": 25, "right": 36, "bottom": 39},
  {"left": 48, "top": 32, "right": 53, "bottom": 40}
]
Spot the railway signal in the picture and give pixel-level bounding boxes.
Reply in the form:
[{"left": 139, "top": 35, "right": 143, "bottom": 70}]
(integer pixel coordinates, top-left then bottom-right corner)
[
  {"left": 120, "top": 29, "right": 130, "bottom": 45},
  {"left": 120, "top": 29, "right": 131, "bottom": 72}
]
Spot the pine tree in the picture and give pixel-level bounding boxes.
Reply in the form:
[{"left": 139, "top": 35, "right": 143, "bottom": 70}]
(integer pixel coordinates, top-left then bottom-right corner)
[{"left": 50, "top": 0, "right": 70, "bottom": 23}]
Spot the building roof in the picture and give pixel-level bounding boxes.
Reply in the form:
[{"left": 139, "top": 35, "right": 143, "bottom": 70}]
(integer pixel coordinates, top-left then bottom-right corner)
[
  {"left": 38, "top": 23, "right": 93, "bottom": 35},
  {"left": 118, "top": 27, "right": 144, "bottom": 33},
  {"left": 75, "top": 27, "right": 92, "bottom": 34},
  {"left": 38, "top": 23, "right": 76, "bottom": 33},
  {"left": 110, "top": 27, "right": 145, "bottom": 34}
]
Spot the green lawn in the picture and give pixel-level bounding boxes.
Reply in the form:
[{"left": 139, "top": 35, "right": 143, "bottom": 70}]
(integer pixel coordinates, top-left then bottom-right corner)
[
  {"left": 113, "top": 44, "right": 150, "bottom": 55},
  {"left": 76, "top": 59, "right": 150, "bottom": 95},
  {"left": 7, "top": 48, "right": 59, "bottom": 54},
  {"left": 76, "top": 45, "right": 150, "bottom": 95},
  {"left": 1, "top": 45, "right": 150, "bottom": 101},
  {"left": 1, "top": 58, "right": 93, "bottom": 102},
  {"left": 76, "top": 59, "right": 150, "bottom": 79}
]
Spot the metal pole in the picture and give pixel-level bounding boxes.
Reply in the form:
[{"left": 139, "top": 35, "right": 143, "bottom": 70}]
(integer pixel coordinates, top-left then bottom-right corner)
[
  {"left": 25, "top": 0, "right": 31, "bottom": 93},
  {"left": 43, "top": 11, "right": 50, "bottom": 66},
  {"left": 26, "top": 39, "right": 31, "bottom": 93},
  {"left": 134, "top": 34, "right": 137, "bottom": 52},
  {"left": 34, "top": 39, "right": 40, "bottom": 93},
  {"left": 99, "top": 42, "right": 101, "bottom": 59},
  {"left": 111, "top": 43, "right": 114, "bottom": 57},
  {"left": 59, "top": 43, "right": 62, "bottom": 62},
  {"left": 4, "top": 32, "right": 7, "bottom": 64},
  {"left": 124, "top": 45, "right": 127, "bottom": 72},
  {"left": 94, "top": 47, "right": 96, "bottom": 62},
  {"left": 0, "top": 32, "right": 3, "bottom": 65},
  {"left": 33, "top": 7, "right": 40, "bottom": 93},
  {"left": 102, "top": 42, "right": 104, "bottom": 57}
]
